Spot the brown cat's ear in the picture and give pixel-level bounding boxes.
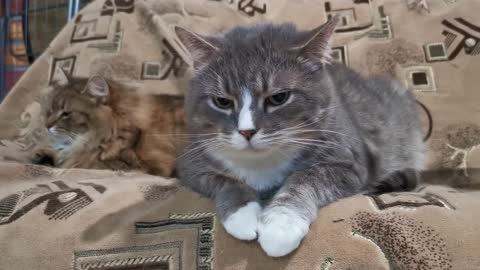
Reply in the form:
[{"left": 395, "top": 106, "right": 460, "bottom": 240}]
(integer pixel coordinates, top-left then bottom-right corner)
[
  {"left": 174, "top": 26, "right": 220, "bottom": 70},
  {"left": 83, "top": 76, "right": 110, "bottom": 104},
  {"left": 290, "top": 15, "right": 339, "bottom": 65},
  {"left": 52, "top": 67, "right": 70, "bottom": 86}
]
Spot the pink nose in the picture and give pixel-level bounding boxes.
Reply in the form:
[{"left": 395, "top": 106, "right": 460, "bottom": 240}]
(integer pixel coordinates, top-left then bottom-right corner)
[{"left": 239, "top": 129, "right": 257, "bottom": 141}]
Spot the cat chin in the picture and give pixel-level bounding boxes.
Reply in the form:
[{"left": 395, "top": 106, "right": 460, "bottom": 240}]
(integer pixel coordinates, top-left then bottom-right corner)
[
  {"left": 222, "top": 146, "right": 279, "bottom": 159},
  {"left": 211, "top": 145, "right": 297, "bottom": 192},
  {"left": 214, "top": 143, "right": 299, "bottom": 167}
]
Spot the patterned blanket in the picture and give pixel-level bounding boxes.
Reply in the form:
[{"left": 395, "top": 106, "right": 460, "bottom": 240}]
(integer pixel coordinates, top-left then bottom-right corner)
[{"left": 1, "top": 0, "right": 480, "bottom": 269}]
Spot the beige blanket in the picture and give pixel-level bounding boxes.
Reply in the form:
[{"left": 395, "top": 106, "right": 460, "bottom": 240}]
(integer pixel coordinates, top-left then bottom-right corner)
[
  {"left": 1, "top": 0, "right": 480, "bottom": 269},
  {"left": 0, "top": 162, "right": 478, "bottom": 269}
]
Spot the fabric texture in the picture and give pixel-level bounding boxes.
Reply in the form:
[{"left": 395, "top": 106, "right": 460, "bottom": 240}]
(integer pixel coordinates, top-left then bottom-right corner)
[
  {"left": 0, "top": 0, "right": 480, "bottom": 269},
  {"left": 0, "top": 162, "right": 478, "bottom": 269}
]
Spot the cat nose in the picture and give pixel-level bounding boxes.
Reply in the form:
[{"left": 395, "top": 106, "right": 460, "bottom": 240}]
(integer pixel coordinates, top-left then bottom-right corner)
[{"left": 239, "top": 129, "right": 257, "bottom": 141}]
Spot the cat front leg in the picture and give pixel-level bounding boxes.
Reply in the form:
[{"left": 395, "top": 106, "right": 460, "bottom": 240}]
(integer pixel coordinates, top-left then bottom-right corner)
[
  {"left": 257, "top": 164, "right": 361, "bottom": 257},
  {"left": 222, "top": 200, "right": 262, "bottom": 241},
  {"left": 212, "top": 176, "right": 261, "bottom": 240},
  {"left": 258, "top": 204, "right": 310, "bottom": 257},
  {"left": 181, "top": 171, "right": 260, "bottom": 240}
]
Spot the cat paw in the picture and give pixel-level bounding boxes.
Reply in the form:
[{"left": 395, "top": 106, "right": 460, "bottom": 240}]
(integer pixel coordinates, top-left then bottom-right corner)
[
  {"left": 257, "top": 207, "right": 310, "bottom": 257},
  {"left": 223, "top": 202, "right": 261, "bottom": 240}
]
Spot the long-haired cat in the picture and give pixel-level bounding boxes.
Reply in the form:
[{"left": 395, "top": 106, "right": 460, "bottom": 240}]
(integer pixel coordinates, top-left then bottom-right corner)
[
  {"left": 39, "top": 69, "right": 185, "bottom": 176},
  {"left": 175, "top": 16, "right": 424, "bottom": 257}
]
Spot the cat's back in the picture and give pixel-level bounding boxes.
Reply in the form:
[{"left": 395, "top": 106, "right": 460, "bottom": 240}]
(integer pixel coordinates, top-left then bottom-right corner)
[
  {"left": 134, "top": 94, "right": 185, "bottom": 176},
  {"left": 150, "top": 95, "right": 185, "bottom": 128},
  {"left": 326, "top": 63, "right": 424, "bottom": 173},
  {"left": 326, "top": 63, "right": 417, "bottom": 120},
  {"left": 152, "top": 95, "right": 184, "bottom": 111}
]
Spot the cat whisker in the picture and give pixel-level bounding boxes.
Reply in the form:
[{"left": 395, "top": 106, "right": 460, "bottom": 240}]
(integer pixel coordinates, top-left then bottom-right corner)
[
  {"left": 140, "top": 137, "right": 193, "bottom": 143},
  {"left": 284, "top": 129, "right": 358, "bottom": 141},
  {"left": 257, "top": 134, "right": 284, "bottom": 143},
  {"left": 145, "top": 132, "right": 223, "bottom": 137},
  {"left": 282, "top": 115, "right": 327, "bottom": 132},
  {"left": 259, "top": 116, "right": 329, "bottom": 141},
  {"left": 289, "top": 139, "right": 350, "bottom": 153},
  {"left": 181, "top": 139, "right": 218, "bottom": 154},
  {"left": 291, "top": 138, "right": 344, "bottom": 146},
  {"left": 261, "top": 135, "right": 337, "bottom": 149},
  {"left": 177, "top": 138, "right": 220, "bottom": 161},
  {"left": 202, "top": 143, "right": 226, "bottom": 158},
  {"left": 183, "top": 142, "right": 225, "bottom": 162},
  {"left": 287, "top": 143, "right": 330, "bottom": 156},
  {"left": 143, "top": 133, "right": 224, "bottom": 144}
]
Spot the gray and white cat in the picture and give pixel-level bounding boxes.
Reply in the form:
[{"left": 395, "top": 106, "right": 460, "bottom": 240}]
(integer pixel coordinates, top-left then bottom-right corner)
[{"left": 175, "top": 16, "right": 424, "bottom": 257}]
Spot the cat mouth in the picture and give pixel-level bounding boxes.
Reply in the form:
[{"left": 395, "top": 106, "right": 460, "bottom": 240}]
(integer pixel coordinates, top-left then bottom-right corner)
[
  {"left": 236, "top": 143, "right": 272, "bottom": 153},
  {"left": 245, "top": 146, "right": 264, "bottom": 152}
]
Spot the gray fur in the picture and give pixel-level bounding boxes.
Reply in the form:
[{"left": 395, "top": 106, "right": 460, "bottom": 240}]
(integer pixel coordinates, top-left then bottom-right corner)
[{"left": 175, "top": 17, "right": 424, "bottom": 254}]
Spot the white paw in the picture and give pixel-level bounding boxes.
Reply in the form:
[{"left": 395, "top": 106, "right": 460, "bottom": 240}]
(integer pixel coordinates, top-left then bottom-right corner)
[
  {"left": 223, "top": 202, "right": 261, "bottom": 240},
  {"left": 257, "top": 207, "right": 310, "bottom": 257}
]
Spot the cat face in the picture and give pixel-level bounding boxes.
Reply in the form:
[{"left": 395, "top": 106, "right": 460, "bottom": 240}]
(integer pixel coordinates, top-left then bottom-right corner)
[
  {"left": 176, "top": 17, "right": 338, "bottom": 158},
  {"left": 45, "top": 73, "right": 112, "bottom": 151}
]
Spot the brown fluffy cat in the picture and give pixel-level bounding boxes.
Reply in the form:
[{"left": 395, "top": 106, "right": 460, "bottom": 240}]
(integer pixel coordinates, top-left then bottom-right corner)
[{"left": 37, "top": 70, "right": 185, "bottom": 176}]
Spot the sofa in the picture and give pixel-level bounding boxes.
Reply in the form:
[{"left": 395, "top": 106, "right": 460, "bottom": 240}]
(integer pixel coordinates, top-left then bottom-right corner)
[{"left": 1, "top": 0, "right": 480, "bottom": 269}]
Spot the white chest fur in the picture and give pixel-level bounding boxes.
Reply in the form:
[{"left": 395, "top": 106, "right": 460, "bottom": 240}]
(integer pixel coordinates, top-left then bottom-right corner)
[{"left": 212, "top": 149, "right": 297, "bottom": 192}]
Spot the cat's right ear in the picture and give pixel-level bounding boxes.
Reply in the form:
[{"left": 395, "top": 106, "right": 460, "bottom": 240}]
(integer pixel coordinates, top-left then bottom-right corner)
[
  {"left": 174, "top": 26, "right": 220, "bottom": 71},
  {"left": 290, "top": 15, "right": 340, "bottom": 65},
  {"left": 83, "top": 76, "right": 110, "bottom": 104}
]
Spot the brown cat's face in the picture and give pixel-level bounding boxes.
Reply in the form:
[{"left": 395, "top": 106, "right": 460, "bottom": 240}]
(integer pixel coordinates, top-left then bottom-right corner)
[
  {"left": 47, "top": 91, "right": 92, "bottom": 136},
  {"left": 45, "top": 73, "right": 112, "bottom": 152}
]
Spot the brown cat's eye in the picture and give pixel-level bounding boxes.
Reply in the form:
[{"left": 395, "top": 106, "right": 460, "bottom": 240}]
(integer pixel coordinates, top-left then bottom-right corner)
[
  {"left": 266, "top": 92, "right": 291, "bottom": 107},
  {"left": 212, "top": 97, "right": 234, "bottom": 110},
  {"left": 61, "top": 111, "right": 71, "bottom": 118}
]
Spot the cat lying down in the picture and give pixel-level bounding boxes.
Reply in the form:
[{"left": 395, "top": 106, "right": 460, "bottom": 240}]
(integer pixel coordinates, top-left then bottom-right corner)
[
  {"left": 33, "top": 15, "right": 423, "bottom": 258},
  {"left": 175, "top": 15, "right": 424, "bottom": 257},
  {"left": 34, "top": 69, "right": 185, "bottom": 177}
]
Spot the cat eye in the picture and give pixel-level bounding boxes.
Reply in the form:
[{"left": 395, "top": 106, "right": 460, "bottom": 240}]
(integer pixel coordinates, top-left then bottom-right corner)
[
  {"left": 265, "top": 92, "right": 291, "bottom": 107},
  {"left": 212, "top": 97, "right": 234, "bottom": 110},
  {"left": 61, "top": 111, "right": 71, "bottom": 118}
]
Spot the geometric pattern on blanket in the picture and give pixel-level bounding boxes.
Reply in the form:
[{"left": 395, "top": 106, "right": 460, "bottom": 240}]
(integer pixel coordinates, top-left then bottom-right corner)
[
  {"left": 134, "top": 213, "right": 215, "bottom": 270},
  {"left": 75, "top": 244, "right": 175, "bottom": 270},
  {"left": 75, "top": 209, "right": 216, "bottom": 270},
  {"left": 1, "top": 162, "right": 480, "bottom": 269},
  {"left": 0, "top": 180, "right": 106, "bottom": 225}
]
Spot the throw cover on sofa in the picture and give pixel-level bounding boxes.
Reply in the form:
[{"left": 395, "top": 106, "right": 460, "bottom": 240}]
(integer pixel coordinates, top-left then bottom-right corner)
[{"left": 0, "top": 0, "right": 480, "bottom": 269}]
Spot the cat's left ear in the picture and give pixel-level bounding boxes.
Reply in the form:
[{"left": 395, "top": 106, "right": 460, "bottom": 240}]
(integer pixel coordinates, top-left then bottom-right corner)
[
  {"left": 291, "top": 15, "right": 339, "bottom": 65},
  {"left": 174, "top": 26, "right": 220, "bottom": 71},
  {"left": 83, "top": 76, "right": 109, "bottom": 104}
]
